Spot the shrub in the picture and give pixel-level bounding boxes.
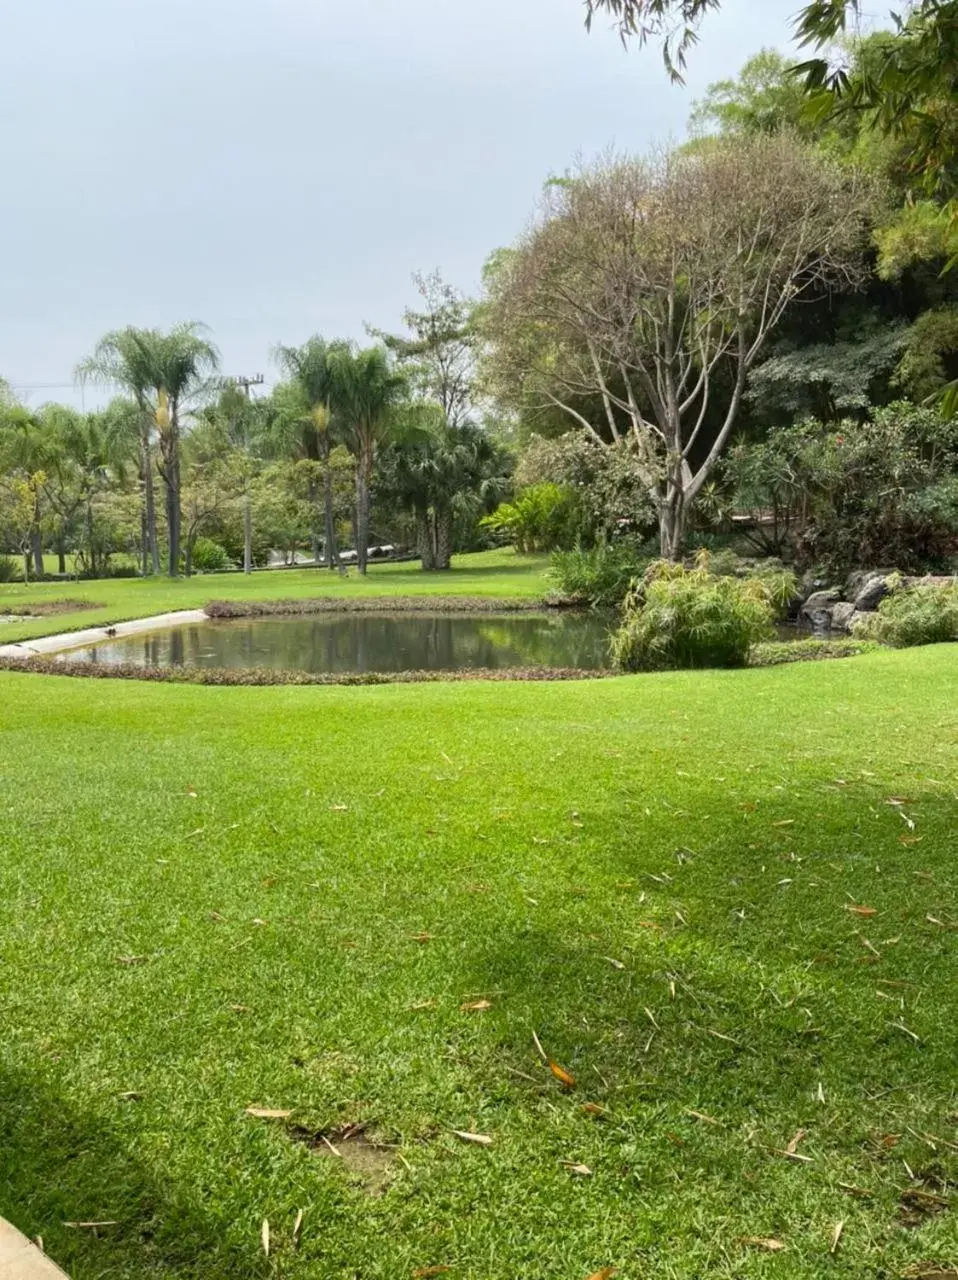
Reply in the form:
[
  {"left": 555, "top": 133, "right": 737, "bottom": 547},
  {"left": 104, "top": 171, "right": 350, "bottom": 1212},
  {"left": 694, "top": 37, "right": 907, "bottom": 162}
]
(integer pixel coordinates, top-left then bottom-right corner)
[
  {"left": 0, "top": 554, "right": 18, "bottom": 583},
  {"left": 853, "top": 580, "right": 958, "bottom": 647},
  {"left": 189, "top": 538, "right": 233, "bottom": 573},
  {"left": 549, "top": 542, "right": 653, "bottom": 607},
  {"left": 610, "top": 555, "right": 780, "bottom": 671},
  {"left": 480, "top": 484, "right": 582, "bottom": 553}
]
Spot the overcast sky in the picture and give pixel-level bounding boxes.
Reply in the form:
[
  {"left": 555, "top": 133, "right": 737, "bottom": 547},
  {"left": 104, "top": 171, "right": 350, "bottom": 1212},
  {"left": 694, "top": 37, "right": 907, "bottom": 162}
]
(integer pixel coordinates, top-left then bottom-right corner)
[{"left": 1, "top": 0, "right": 805, "bottom": 406}]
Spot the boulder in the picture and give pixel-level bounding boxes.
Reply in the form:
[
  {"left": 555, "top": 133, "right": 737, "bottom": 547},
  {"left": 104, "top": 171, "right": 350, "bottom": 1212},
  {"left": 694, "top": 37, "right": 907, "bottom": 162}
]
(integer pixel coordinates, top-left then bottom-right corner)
[
  {"left": 801, "top": 588, "right": 843, "bottom": 630},
  {"left": 853, "top": 573, "right": 894, "bottom": 612},
  {"left": 830, "top": 601, "right": 857, "bottom": 632}
]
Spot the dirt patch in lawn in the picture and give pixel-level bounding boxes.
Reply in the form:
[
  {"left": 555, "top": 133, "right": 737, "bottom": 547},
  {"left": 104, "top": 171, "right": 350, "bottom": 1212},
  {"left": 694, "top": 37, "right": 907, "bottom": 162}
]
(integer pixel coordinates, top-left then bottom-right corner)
[
  {"left": 1, "top": 599, "right": 104, "bottom": 617},
  {"left": 290, "top": 1122, "right": 396, "bottom": 1194}
]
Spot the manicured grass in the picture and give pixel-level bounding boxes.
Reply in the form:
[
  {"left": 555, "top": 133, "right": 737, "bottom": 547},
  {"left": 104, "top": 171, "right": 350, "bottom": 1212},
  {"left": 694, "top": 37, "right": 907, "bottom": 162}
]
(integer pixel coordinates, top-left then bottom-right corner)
[
  {"left": 1, "top": 647, "right": 957, "bottom": 1278},
  {"left": 0, "top": 549, "right": 551, "bottom": 644}
]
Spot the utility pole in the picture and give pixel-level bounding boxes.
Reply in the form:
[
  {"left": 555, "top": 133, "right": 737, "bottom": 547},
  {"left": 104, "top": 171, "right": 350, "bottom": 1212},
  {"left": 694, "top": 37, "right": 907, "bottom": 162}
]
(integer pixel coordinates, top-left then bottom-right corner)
[{"left": 224, "top": 374, "right": 265, "bottom": 574}]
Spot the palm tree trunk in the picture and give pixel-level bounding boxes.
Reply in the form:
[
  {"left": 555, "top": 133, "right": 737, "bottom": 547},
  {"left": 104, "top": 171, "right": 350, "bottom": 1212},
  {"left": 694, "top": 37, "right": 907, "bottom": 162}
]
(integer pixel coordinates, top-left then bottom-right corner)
[
  {"left": 31, "top": 530, "right": 43, "bottom": 579},
  {"left": 355, "top": 442, "right": 373, "bottom": 575},
  {"left": 141, "top": 420, "right": 160, "bottom": 577},
  {"left": 435, "top": 506, "right": 453, "bottom": 571},
  {"left": 243, "top": 491, "right": 253, "bottom": 575},
  {"left": 417, "top": 511, "right": 436, "bottom": 570},
  {"left": 164, "top": 435, "right": 182, "bottom": 578},
  {"left": 323, "top": 457, "right": 339, "bottom": 569}
]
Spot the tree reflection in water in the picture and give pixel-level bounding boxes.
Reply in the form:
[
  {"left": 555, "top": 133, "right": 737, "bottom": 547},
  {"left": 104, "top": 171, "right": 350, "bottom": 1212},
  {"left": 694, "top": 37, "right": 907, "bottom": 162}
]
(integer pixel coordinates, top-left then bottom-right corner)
[{"left": 62, "top": 612, "right": 616, "bottom": 675}]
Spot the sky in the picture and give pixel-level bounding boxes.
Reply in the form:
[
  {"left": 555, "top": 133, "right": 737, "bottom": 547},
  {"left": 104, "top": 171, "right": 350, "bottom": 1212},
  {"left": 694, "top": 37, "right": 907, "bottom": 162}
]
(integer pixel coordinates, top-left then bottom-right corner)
[{"left": 1, "top": 0, "right": 805, "bottom": 407}]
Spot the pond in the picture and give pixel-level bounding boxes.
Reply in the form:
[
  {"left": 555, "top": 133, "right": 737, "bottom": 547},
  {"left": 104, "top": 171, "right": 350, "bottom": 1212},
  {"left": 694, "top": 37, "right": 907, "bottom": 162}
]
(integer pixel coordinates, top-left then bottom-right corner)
[{"left": 57, "top": 611, "right": 616, "bottom": 675}]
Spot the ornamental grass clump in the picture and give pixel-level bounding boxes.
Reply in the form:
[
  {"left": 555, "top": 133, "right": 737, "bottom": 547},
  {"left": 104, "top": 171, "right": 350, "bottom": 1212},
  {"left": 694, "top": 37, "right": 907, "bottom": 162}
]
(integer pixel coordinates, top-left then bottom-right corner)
[
  {"left": 611, "top": 554, "right": 794, "bottom": 671},
  {"left": 853, "top": 580, "right": 958, "bottom": 647}
]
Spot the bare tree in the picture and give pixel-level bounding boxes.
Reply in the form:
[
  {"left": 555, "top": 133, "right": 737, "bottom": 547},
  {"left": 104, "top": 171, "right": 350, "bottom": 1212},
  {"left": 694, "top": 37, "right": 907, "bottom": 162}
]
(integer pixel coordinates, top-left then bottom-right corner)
[
  {"left": 371, "top": 271, "right": 478, "bottom": 430},
  {"left": 485, "top": 133, "right": 874, "bottom": 557}
]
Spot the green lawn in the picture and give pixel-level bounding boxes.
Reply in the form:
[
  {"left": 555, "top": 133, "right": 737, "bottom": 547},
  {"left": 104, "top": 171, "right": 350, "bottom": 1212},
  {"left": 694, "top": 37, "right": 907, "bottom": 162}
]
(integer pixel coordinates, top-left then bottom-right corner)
[
  {"left": 1, "top": 646, "right": 957, "bottom": 1278},
  {"left": 0, "top": 550, "right": 551, "bottom": 644}
]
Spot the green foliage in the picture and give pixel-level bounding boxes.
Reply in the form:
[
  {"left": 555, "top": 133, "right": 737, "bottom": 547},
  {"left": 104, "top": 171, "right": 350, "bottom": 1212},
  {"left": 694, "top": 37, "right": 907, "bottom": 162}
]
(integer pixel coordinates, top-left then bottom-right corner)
[
  {"left": 548, "top": 542, "right": 652, "bottom": 607},
  {"left": 748, "top": 323, "right": 906, "bottom": 422},
  {"left": 853, "top": 579, "right": 958, "bottom": 646},
  {"left": 188, "top": 538, "right": 232, "bottom": 573},
  {"left": 481, "top": 484, "right": 582, "bottom": 553},
  {"left": 0, "top": 555, "right": 17, "bottom": 583},
  {"left": 610, "top": 555, "right": 780, "bottom": 671},
  {"left": 726, "top": 403, "right": 958, "bottom": 572},
  {"left": 895, "top": 305, "right": 958, "bottom": 402},
  {"left": 516, "top": 433, "right": 656, "bottom": 544}
]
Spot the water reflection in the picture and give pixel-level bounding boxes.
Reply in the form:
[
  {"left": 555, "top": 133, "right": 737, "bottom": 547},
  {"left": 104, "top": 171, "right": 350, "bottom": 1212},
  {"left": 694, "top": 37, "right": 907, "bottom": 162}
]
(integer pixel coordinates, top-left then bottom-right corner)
[{"left": 60, "top": 612, "right": 615, "bottom": 674}]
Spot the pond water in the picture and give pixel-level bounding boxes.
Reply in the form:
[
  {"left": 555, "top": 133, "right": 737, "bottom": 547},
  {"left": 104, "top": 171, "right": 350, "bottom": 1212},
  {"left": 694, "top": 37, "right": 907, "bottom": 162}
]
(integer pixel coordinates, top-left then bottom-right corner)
[{"left": 58, "top": 611, "right": 616, "bottom": 674}]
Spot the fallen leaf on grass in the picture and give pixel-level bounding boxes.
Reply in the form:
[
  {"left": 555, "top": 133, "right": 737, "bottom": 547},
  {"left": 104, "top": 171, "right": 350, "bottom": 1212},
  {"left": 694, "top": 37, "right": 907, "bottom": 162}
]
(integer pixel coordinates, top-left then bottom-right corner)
[
  {"left": 246, "top": 1107, "right": 293, "bottom": 1120},
  {"left": 839, "top": 1182, "right": 873, "bottom": 1198},
  {"left": 63, "top": 1221, "right": 119, "bottom": 1230},
  {"left": 741, "top": 1237, "right": 786, "bottom": 1252},
  {"left": 115, "top": 955, "right": 149, "bottom": 966},
  {"left": 452, "top": 1130, "right": 493, "bottom": 1147},
  {"left": 902, "top": 1266, "right": 958, "bottom": 1279},
  {"left": 830, "top": 1221, "right": 844, "bottom": 1255},
  {"left": 292, "top": 1209, "right": 304, "bottom": 1247},
  {"left": 562, "top": 1161, "right": 592, "bottom": 1176},
  {"left": 846, "top": 904, "right": 879, "bottom": 917},
  {"left": 772, "top": 820, "right": 795, "bottom": 827},
  {"left": 786, "top": 1129, "right": 807, "bottom": 1155},
  {"left": 261, "top": 1218, "right": 270, "bottom": 1257},
  {"left": 900, "top": 836, "right": 924, "bottom": 846},
  {"left": 330, "top": 804, "right": 349, "bottom": 812},
  {"left": 604, "top": 956, "right": 626, "bottom": 970},
  {"left": 686, "top": 1109, "right": 720, "bottom": 1126},
  {"left": 582, "top": 1103, "right": 607, "bottom": 1117},
  {"left": 460, "top": 1000, "right": 493, "bottom": 1012},
  {"left": 413, "top": 1268, "right": 452, "bottom": 1278},
  {"left": 410, "top": 932, "right": 434, "bottom": 944},
  {"left": 410, "top": 999, "right": 437, "bottom": 1010},
  {"left": 584, "top": 1270, "right": 617, "bottom": 1280},
  {"left": 117, "top": 1091, "right": 143, "bottom": 1102},
  {"left": 229, "top": 1003, "right": 250, "bottom": 1013},
  {"left": 549, "top": 1061, "right": 576, "bottom": 1088},
  {"left": 208, "top": 911, "right": 226, "bottom": 923}
]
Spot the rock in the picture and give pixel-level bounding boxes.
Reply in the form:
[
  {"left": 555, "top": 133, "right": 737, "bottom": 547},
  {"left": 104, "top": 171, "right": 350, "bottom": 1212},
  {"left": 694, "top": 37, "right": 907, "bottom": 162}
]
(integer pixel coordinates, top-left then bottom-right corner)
[
  {"left": 853, "top": 573, "right": 894, "bottom": 612},
  {"left": 830, "top": 601, "right": 857, "bottom": 632},
  {"left": 801, "top": 588, "right": 842, "bottom": 630}
]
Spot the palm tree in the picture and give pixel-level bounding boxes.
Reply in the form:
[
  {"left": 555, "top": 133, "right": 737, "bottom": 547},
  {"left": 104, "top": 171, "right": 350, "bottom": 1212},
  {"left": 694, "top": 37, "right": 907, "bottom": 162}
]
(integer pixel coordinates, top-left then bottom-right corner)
[
  {"left": 0, "top": 403, "right": 47, "bottom": 577},
  {"left": 382, "top": 416, "right": 511, "bottom": 570},
  {"left": 272, "top": 338, "right": 346, "bottom": 569},
  {"left": 198, "top": 383, "right": 269, "bottom": 574},
  {"left": 77, "top": 323, "right": 220, "bottom": 577},
  {"left": 327, "top": 344, "right": 407, "bottom": 574}
]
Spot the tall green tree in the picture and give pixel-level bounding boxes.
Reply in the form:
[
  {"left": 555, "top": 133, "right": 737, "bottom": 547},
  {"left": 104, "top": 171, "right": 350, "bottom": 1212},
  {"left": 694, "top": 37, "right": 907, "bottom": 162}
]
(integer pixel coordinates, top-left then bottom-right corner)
[
  {"left": 272, "top": 338, "right": 346, "bottom": 569},
  {"left": 77, "top": 323, "right": 220, "bottom": 577},
  {"left": 327, "top": 344, "right": 407, "bottom": 574}
]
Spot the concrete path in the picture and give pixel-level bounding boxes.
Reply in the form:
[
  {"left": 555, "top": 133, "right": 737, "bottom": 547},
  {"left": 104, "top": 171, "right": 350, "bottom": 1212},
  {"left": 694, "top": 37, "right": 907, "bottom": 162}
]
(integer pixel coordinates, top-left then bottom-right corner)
[
  {"left": 0, "top": 1217, "right": 70, "bottom": 1279},
  {"left": 0, "top": 610, "right": 207, "bottom": 660}
]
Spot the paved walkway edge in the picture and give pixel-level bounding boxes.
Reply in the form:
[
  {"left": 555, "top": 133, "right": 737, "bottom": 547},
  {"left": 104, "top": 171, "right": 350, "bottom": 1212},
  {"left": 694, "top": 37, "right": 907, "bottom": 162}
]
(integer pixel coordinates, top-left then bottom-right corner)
[
  {"left": 0, "top": 1217, "right": 70, "bottom": 1279},
  {"left": 0, "top": 609, "right": 207, "bottom": 659}
]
